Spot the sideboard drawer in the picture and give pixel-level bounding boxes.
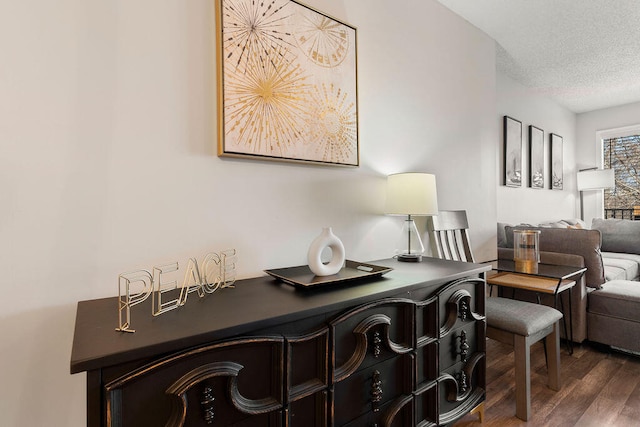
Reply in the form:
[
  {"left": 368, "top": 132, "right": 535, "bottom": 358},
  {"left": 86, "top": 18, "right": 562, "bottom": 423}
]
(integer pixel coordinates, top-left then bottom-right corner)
[
  {"left": 438, "top": 352, "right": 485, "bottom": 425},
  {"left": 331, "top": 299, "right": 415, "bottom": 383},
  {"left": 286, "top": 327, "right": 330, "bottom": 401},
  {"left": 332, "top": 354, "right": 414, "bottom": 426},
  {"left": 414, "top": 382, "right": 438, "bottom": 426},
  {"left": 104, "top": 337, "right": 284, "bottom": 427},
  {"left": 437, "top": 278, "right": 485, "bottom": 338},
  {"left": 439, "top": 321, "right": 481, "bottom": 371},
  {"left": 287, "top": 391, "right": 328, "bottom": 427},
  {"left": 342, "top": 394, "right": 413, "bottom": 427},
  {"left": 416, "top": 341, "right": 439, "bottom": 388},
  {"left": 416, "top": 296, "right": 439, "bottom": 346}
]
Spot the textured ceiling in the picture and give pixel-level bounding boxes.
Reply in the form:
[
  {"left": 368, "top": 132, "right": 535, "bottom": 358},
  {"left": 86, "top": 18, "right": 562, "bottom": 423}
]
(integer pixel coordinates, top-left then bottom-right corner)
[{"left": 437, "top": 0, "right": 640, "bottom": 113}]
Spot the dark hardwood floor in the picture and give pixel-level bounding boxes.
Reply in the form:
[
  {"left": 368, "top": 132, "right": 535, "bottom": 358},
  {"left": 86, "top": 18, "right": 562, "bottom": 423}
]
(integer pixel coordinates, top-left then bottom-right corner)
[{"left": 454, "top": 338, "right": 640, "bottom": 427}]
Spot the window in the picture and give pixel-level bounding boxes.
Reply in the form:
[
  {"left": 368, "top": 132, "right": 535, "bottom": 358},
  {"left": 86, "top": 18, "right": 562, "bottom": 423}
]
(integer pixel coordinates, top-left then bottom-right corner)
[{"left": 603, "top": 135, "right": 640, "bottom": 219}]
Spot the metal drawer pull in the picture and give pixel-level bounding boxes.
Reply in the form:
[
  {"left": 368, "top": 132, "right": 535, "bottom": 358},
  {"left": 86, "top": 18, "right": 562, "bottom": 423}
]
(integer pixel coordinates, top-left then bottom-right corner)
[
  {"left": 458, "top": 330, "right": 469, "bottom": 362},
  {"left": 456, "top": 371, "right": 468, "bottom": 394},
  {"left": 372, "top": 331, "right": 382, "bottom": 358},
  {"left": 459, "top": 299, "right": 468, "bottom": 321},
  {"left": 201, "top": 386, "right": 215, "bottom": 424},
  {"left": 371, "top": 370, "right": 383, "bottom": 412}
]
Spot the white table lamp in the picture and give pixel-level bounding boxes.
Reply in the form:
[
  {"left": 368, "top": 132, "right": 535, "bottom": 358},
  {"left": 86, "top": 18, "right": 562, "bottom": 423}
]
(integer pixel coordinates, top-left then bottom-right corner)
[{"left": 386, "top": 173, "right": 439, "bottom": 262}]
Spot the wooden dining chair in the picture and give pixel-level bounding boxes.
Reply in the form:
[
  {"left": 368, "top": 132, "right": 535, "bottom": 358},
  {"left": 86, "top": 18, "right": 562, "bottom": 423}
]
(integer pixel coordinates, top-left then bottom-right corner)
[{"left": 427, "top": 210, "right": 475, "bottom": 262}]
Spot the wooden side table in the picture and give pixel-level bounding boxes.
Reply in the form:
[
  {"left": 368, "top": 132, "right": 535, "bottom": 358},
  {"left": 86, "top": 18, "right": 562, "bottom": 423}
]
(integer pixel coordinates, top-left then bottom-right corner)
[{"left": 486, "top": 260, "right": 587, "bottom": 354}]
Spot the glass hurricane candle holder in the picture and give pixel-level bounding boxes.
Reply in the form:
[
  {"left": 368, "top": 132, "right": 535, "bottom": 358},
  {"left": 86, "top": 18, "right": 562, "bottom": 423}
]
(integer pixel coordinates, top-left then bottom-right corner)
[{"left": 513, "top": 229, "right": 540, "bottom": 273}]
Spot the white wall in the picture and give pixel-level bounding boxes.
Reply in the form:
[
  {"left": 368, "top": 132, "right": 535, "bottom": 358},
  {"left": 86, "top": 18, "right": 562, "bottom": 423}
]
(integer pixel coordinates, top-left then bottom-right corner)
[
  {"left": 576, "top": 101, "right": 640, "bottom": 224},
  {"left": 496, "top": 73, "right": 578, "bottom": 225},
  {"left": 0, "top": 1, "right": 496, "bottom": 425}
]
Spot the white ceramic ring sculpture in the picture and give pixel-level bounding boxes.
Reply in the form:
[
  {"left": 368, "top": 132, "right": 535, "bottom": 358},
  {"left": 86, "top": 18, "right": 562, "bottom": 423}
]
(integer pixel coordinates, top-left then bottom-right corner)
[{"left": 307, "top": 227, "right": 345, "bottom": 276}]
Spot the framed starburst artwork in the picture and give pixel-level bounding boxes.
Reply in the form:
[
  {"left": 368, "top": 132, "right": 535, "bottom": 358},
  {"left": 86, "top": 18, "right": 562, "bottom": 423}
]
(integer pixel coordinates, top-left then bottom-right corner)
[{"left": 216, "top": 0, "right": 359, "bottom": 166}]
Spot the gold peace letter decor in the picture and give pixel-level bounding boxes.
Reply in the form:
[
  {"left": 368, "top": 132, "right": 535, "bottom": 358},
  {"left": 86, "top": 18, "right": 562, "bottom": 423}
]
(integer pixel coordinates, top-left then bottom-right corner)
[{"left": 116, "top": 249, "right": 237, "bottom": 333}]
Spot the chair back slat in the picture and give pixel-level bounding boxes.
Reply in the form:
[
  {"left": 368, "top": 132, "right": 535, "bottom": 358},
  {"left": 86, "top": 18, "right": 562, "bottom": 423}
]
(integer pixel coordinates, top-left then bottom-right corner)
[{"left": 427, "top": 210, "right": 475, "bottom": 263}]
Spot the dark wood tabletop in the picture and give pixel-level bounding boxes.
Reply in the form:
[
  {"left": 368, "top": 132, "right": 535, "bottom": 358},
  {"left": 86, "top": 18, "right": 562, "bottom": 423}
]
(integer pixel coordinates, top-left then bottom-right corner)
[{"left": 70, "top": 257, "right": 491, "bottom": 374}]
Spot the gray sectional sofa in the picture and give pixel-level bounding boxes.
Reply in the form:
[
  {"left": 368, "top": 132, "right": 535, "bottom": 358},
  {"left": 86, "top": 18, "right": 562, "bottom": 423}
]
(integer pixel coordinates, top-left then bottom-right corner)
[{"left": 497, "top": 218, "right": 640, "bottom": 354}]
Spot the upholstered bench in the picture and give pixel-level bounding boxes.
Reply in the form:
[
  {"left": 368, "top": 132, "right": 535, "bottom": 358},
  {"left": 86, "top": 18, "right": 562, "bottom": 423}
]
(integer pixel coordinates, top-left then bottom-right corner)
[
  {"left": 486, "top": 297, "right": 563, "bottom": 421},
  {"left": 588, "top": 280, "right": 640, "bottom": 354}
]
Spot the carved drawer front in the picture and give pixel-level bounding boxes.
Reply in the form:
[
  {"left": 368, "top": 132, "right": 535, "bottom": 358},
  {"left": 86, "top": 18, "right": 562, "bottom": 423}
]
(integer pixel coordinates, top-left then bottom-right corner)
[
  {"left": 285, "top": 328, "right": 329, "bottom": 426},
  {"left": 414, "top": 382, "right": 438, "bottom": 426},
  {"left": 415, "top": 341, "right": 438, "bottom": 389},
  {"left": 286, "top": 327, "right": 329, "bottom": 400},
  {"left": 287, "top": 390, "right": 328, "bottom": 427},
  {"left": 332, "top": 354, "right": 414, "bottom": 426},
  {"left": 437, "top": 279, "right": 485, "bottom": 341},
  {"left": 104, "top": 337, "right": 284, "bottom": 427},
  {"left": 438, "top": 352, "right": 486, "bottom": 426},
  {"left": 415, "top": 296, "right": 438, "bottom": 348},
  {"left": 331, "top": 299, "right": 415, "bottom": 383},
  {"left": 438, "top": 322, "right": 481, "bottom": 372},
  {"left": 342, "top": 394, "right": 414, "bottom": 427}
]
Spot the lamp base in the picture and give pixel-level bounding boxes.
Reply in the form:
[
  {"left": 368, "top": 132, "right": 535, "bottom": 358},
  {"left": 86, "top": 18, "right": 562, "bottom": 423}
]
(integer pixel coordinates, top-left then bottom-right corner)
[{"left": 397, "top": 253, "right": 423, "bottom": 262}]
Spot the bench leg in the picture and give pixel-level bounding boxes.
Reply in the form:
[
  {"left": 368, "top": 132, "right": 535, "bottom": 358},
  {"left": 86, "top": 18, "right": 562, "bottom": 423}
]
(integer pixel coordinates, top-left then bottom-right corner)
[
  {"left": 514, "top": 334, "right": 531, "bottom": 421},
  {"left": 546, "top": 321, "right": 561, "bottom": 391}
]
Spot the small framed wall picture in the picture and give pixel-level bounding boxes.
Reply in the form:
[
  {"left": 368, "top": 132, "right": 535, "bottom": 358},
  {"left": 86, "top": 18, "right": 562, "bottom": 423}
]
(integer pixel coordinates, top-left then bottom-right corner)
[
  {"left": 504, "top": 116, "right": 522, "bottom": 187},
  {"left": 550, "top": 133, "right": 563, "bottom": 189},
  {"left": 529, "top": 125, "right": 544, "bottom": 189}
]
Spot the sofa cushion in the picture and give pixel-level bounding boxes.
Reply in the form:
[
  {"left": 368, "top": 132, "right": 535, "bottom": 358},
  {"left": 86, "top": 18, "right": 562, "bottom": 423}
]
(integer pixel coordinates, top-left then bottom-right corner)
[
  {"left": 602, "top": 255, "right": 639, "bottom": 281},
  {"left": 603, "top": 260, "right": 635, "bottom": 281},
  {"left": 538, "top": 218, "right": 587, "bottom": 229},
  {"left": 591, "top": 218, "right": 640, "bottom": 255},
  {"left": 588, "top": 280, "right": 640, "bottom": 324},
  {"left": 505, "top": 226, "right": 605, "bottom": 289},
  {"left": 602, "top": 252, "right": 640, "bottom": 281},
  {"left": 603, "top": 266, "right": 625, "bottom": 281}
]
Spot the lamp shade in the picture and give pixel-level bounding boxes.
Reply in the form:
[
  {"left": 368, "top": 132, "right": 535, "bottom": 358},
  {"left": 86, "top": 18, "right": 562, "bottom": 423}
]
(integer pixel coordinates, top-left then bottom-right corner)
[
  {"left": 386, "top": 173, "right": 439, "bottom": 215},
  {"left": 576, "top": 168, "right": 615, "bottom": 191}
]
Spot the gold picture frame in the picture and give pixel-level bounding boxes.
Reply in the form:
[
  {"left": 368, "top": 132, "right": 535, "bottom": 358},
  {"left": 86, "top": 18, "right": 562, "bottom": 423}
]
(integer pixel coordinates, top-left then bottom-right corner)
[{"left": 216, "top": 0, "right": 359, "bottom": 166}]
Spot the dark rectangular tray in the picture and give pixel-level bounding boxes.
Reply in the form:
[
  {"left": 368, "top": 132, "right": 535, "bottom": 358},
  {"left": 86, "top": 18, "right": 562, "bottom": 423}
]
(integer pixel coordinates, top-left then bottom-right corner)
[{"left": 264, "top": 260, "right": 393, "bottom": 288}]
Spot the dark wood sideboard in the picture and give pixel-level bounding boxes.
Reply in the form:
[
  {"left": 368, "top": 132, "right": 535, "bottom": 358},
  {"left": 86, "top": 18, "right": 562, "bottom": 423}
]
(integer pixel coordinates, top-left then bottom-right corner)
[{"left": 70, "top": 257, "right": 490, "bottom": 426}]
